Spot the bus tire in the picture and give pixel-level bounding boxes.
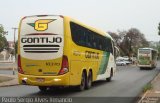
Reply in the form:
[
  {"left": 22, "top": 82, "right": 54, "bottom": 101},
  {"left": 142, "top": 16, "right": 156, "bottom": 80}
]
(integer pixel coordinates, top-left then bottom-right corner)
[
  {"left": 86, "top": 71, "right": 92, "bottom": 89},
  {"left": 77, "top": 72, "right": 86, "bottom": 91},
  {"left": 106, "top": 69, "right": 113, "bottom": 82},
  {"left": 38, "top": 86, "right": 48, "bottom": 92}
]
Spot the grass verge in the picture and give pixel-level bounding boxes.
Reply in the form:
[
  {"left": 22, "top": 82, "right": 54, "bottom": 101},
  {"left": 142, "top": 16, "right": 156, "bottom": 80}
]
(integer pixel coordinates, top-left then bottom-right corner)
[{"left": 143, "top": 82, "right": 152, "bottom": 93}]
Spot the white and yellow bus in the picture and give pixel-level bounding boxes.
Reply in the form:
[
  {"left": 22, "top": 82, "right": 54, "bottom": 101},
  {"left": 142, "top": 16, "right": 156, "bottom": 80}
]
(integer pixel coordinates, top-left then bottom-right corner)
[
  {"left": 138, "top": 48, "right": 158, "bottom": 69},
  {"left": 18, "top": 15, "right": 117, "bottom": 91}
]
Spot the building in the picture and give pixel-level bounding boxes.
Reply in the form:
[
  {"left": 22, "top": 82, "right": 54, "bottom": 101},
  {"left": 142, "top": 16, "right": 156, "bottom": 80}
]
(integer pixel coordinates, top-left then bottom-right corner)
[{"left": 8, "top": 41, "right": 14, "bottom": 49}]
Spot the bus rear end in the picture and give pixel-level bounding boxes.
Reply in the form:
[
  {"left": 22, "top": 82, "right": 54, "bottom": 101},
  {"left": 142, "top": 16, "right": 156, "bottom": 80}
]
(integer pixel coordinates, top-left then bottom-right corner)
[
  {"left": 18, "top": 15, "right": 70, "bottom": 90},
  {"left": 138, "top": 48, "right": 152, "bottom": 69}
]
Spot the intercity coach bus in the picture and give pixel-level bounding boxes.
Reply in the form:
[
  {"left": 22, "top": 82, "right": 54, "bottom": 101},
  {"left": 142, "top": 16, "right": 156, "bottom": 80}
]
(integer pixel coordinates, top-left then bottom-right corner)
[
  {"left": 18, "top": 15, "right": 117, "bottom": 92},
  {"left": 138, "top": 48, "right": 158, "bottom": 69}
]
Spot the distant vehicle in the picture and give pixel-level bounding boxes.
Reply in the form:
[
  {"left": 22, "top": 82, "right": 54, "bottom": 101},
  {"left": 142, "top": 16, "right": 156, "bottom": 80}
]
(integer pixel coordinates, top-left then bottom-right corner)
[
  {"left": 123, "top": 56, "right": 129, "bottom": 60},
  {"left": 124, "top": 60, "right": 132, "bottom": 65},
  {"left": 116, "top": 60, "right": 127, "bottom": 66},
  {"left": 116, "top": 56, "right": 129, "bottom": 61},
  {"left": 137, "top": 48, "right": 158, "bottom": 69},
  {"left": 116, "top": 56, "right": 132, "bottom": 66}
]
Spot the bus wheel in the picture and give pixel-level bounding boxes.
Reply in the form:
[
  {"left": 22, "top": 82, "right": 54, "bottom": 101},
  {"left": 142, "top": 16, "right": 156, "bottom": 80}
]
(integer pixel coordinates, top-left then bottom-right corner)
[
  {"left": 106, "top": 69, "right": 113, "bottom": 82},
  {"left": 38, "top": 86, "right": 48, "bottom": 92},
  {"left": 86, "top": 71, "right": 92, "bottom": 89},
  {"left": 77, "top": 72, "right": 86, "bottom": 91}
]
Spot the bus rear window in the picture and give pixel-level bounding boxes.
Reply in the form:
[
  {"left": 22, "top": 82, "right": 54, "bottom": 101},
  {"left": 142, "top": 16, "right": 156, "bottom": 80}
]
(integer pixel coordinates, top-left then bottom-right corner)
[{"left": 139, "top": 49, "right": 150, "bottom": 54}]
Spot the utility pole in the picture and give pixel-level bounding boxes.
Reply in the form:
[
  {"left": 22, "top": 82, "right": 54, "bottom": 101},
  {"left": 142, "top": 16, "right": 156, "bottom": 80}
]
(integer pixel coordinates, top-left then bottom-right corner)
[
  {"left": 12, "top": 28, "right": 18, "bottom": 47},
  {"left": 12, "top": 27, "right": 18, "bottom": 75}
]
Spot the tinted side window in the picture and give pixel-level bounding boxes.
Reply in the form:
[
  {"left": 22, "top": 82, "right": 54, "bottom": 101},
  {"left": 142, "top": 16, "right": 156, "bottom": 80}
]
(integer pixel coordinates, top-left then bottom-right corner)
[{"left": 70, "top": 22, "right": 113, "bottom": 53}]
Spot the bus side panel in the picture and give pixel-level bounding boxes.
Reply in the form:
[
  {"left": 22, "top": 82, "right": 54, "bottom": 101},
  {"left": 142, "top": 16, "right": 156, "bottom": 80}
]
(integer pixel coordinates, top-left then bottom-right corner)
[
  {"left": 96, "top": 52, "right": 115, "bottom": 80},
  {"left": 70, "top": 60, "right": 98, "bottom": 86},
  {"left": 65, "top": 17, "right": 116, "bottom": 86},
  {"left": 68, "top": 42, "right": 100, "bottom": 85},
  {"left": 70, "top": 61, "right": 83, "bottom": 85},
  {"left": 64, "top": 18, "right": 100, "bottom": 85}
]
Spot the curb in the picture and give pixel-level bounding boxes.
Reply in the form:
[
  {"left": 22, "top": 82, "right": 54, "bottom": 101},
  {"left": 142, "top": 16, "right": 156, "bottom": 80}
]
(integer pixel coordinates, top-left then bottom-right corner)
[
  {"left": 137, "top": 90, "right": 151, "bottom": 103},
  {"left": 0, "top": 79, "right": 19, "bottom": 87},
  {"left": 0, "top": 61, "right": 15, "bottom": 63},
  {"left": 0, "top": 68, "right": 17, "bottom": 70},
  {"left": 0, "top": 75, "right": 19, "bottom": 87},
  {"left": 137, "top": 71, "right": 160, "bottom": 103}
]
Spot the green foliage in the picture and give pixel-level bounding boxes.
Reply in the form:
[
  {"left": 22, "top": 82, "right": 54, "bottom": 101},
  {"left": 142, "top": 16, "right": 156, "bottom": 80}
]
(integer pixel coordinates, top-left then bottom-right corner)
[
  {"left": 109, "top": 28, "right": 149, "bottom": 57},
  {"left": 0, "top": 25, "right": 4, "bottom": 33},
  {"left": 143, "top": 83, "right": 152, "bottom": 93},
  {"left": 0, "top": 25, "right": 9, "bottom": 52}
]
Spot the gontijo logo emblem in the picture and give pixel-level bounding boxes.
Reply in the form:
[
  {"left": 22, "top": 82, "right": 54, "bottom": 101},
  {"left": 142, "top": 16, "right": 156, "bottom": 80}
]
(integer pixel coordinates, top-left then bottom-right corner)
[{"left": 28, "top": 19, "right": 55, "bottom": 31}]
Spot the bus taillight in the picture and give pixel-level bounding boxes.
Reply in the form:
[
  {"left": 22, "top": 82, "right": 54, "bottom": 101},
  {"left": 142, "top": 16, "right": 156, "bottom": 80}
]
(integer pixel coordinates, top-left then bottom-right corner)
[
  {"left": 58, "top": 55, "right": 69, "bottom": 75},
  {"left": 18, "top": 55, "right": 24, "bottom": 74}
]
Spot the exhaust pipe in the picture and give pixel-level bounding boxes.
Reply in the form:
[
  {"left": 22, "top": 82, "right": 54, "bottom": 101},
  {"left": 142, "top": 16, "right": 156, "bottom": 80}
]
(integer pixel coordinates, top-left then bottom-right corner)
[
  {"left": 22, "top": 77, "right": 27, "bottom": 85},
  {"left": 22, "top": 80, "right": 27, "bottom": 85}
]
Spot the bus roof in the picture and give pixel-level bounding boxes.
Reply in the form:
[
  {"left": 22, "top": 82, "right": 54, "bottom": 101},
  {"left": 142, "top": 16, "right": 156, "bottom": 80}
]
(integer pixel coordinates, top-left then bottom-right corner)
[
  {"left": 138, "top": 48, "right": 158, "bottom": 51},
  {"left": 21, "top": 15, "right": 113, "bottom": 40},
  {"left": 64, "top": 16, "right": 113, "bottom": 40}
]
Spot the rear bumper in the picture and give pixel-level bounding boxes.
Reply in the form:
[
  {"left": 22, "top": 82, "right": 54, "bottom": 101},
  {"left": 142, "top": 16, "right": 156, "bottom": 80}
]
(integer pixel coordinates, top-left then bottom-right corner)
[
  {"left": 138, "top": 65, "right": 152, "bottom": 68},
  {"left": 18, "top": 73, "right": 70, "bottom": 86}
]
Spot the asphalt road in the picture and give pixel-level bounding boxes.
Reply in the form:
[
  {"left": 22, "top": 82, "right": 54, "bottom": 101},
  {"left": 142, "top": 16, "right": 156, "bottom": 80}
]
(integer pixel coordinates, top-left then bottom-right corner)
[{"left": 0, "top": 64, "right": 160, "bottom": 103}]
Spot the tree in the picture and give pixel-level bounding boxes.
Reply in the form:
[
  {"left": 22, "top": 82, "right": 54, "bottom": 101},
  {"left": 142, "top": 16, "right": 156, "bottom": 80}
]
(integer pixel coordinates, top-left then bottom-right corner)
[
  {"left": 108, "top": 31, "right": 125, "bottom": 56},
  {"left": 108, "top": 28, "right": 149, "bottom": 58},
  {"left": 121, "top": 28, "right": 149, "bottom": 58},
  {"left": 158, "top": 23, "right": 160, "bottom": 35},
  {"left": 108, "top": 32, "right": 121, "bottom": 46},
  {"left": 0, "top": 24, "right": 9, "bottom": 52}
]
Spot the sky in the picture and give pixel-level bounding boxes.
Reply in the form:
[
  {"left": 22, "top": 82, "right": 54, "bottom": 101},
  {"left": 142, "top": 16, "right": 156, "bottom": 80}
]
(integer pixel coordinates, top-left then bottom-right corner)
[{"left": 0, "top": 0, "right": 160, "bottom": 42}]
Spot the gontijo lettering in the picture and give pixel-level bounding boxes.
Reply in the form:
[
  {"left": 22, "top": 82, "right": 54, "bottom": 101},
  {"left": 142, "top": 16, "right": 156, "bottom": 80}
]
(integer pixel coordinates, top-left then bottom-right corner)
[
  {"left": 85, "top": 51, "right": 99, "bottom": 59},
  {"left": 21, "top": 37, "right": 62, "bottom": 43}
]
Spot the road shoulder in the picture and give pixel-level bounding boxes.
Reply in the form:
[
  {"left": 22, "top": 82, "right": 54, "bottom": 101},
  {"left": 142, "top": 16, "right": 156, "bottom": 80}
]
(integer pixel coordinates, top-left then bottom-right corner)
[
  {"left": 0, "top": 74, "right": 19, "bottom": 87},
  {"left": 138, "top": 72, "right": 160, "bottom": 103}
]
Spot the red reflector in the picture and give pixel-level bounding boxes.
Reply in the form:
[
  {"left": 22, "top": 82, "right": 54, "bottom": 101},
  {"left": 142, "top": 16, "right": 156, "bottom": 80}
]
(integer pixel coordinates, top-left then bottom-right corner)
[
  {"left": 18, "top": 55, "right": 24, "bottom": 74},
  {"left": 58, "top": 55, "right": 69, "bottom": 75}
]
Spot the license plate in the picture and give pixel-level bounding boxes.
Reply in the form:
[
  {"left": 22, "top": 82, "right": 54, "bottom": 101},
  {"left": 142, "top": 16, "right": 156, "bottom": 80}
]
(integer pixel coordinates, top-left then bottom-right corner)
[{"left": 36, "top": 78, "right": 45, "bottom": 82}]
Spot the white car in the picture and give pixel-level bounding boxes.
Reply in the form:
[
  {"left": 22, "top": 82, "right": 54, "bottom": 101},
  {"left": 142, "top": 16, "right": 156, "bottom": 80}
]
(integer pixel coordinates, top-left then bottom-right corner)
[
  {"left": 116, "top": 60, "right": 127, "bottom": 66},
  {"left": 124, "top": 60, "right": 132, "bottom": 65}
]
